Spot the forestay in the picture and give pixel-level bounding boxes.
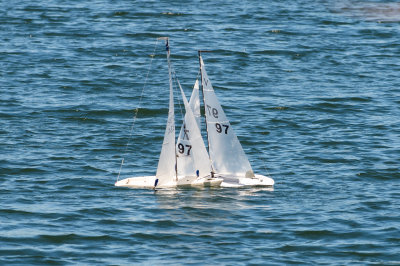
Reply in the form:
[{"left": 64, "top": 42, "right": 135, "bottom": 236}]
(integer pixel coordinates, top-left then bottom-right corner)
[{"left": 200, "top": 56, "right": 254, "bottom": 176}]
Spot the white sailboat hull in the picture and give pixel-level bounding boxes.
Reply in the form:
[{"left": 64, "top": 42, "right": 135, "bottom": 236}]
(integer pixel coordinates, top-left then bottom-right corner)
[
  {"left": 115, "top": 175, "right": 223, "bottom": 189},
  {"left": 218, "top": 174, "right": 275, "bottom": 187}
]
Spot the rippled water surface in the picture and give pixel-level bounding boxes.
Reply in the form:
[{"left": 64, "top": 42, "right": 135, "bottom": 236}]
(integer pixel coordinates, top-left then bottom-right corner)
[{"left": 1, "top": 0, "right": 400, "bottom": 265}]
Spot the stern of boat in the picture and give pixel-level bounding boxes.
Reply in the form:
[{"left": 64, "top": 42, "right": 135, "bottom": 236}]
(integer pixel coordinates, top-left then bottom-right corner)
[{"left": 219, "top": 173, "right": 274, "bottom": 187}]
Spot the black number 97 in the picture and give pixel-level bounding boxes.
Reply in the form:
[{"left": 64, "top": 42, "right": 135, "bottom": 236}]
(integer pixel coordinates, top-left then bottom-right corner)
[
  {"left": 215, "top": 123, "right": 229, "bottom": 134},
  {"left": 178, "top": 143, "right": 192, "bottom": 155}
]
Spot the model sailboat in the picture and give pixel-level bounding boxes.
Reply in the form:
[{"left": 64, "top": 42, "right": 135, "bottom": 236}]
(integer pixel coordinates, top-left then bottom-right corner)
[
  {"left": 115, "top": 39, "right": 274, "bottom": 189},
  {"left": 115, "top": 38, "right": 223, "bottom": 188}
]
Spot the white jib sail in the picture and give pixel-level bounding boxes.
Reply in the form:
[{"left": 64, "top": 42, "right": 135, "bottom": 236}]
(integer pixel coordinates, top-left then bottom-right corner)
[
  {"left": 190, "top": 79, "right": 201, "bottom": 129},
  {"left": 176, "top": 80, "right": 212, "bottom": 178},
  {"left": 156, "top": 41, "right": 176, "bottom": 186},
  {"left": 200, "top": 56, "right": 253, "bottom": 176}
]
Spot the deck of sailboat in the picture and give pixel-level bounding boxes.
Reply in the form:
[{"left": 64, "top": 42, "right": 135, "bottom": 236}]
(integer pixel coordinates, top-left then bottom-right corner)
[
  {"left": 115, "top": 175, "right": 223, "bottom": 189},
  {"left": 216, "top": 173, "right": 275, "bottom": 187},
  {"left": 114, "top": 173, "right": 273, "bottom": 189}
]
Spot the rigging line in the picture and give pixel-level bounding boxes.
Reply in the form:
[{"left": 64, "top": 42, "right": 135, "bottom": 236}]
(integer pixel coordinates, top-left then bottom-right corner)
[
  {"left": 195, "top": 68, "right": 201, "bottom": 82},
  {"left": 116, "top": 39, "right": 160, "bottom": 182},
  {"left": 261, "top": 155, "right": 272, "bottom": 178}
]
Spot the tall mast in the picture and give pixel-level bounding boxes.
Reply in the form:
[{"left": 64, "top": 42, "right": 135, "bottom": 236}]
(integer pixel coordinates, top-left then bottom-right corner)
[
  {"left": 198, "top": 51, "right": 209, "bottom": 153},
  {"left": 160, "top": 37, "right": 178, "bottom": 181},
  {"left": 167, "top": 39, "right": 179, "bottom": 181},
  {"left": 198, "top": 50, "right": 215, "bottom": 176}
]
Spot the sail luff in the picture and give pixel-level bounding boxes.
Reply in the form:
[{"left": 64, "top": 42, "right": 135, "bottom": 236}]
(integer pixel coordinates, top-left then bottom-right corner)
[
  {"left": 156, "top": 38, "right": 177, "bottom": 185},
  {"left": 199, "top": 53, "right": 216, "bottom": 176},
  {"left": 167, "top": 40, "right": 178, "bottom": 182},
  {"left": 198, "top": 53, "right": 212, "bottom": 157}
]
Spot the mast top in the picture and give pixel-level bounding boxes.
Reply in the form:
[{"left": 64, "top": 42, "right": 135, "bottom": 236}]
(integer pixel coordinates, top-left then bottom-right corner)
[{"left": 157, "top": 37, "right": 170, "bottom": 54}]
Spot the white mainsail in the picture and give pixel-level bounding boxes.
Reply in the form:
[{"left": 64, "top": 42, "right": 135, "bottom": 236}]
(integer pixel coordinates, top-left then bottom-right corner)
[
  {"left": 200, "top": 56, "right": 254, "bottom": 177},
  {"left": 176, "top": 80, "right": 211, "bottom": 178},
  {"left": 156, "top": 40, "right": 176, "bottom": 186}
]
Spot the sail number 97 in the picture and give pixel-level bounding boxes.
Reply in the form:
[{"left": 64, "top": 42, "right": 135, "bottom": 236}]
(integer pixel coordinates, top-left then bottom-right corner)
[
  {"left": 215, "top": 123, "right": 229, "bottom": 134},
  {"left": 178, "top": 143, "right": 192, "bottom": 155},
  {"left": 206, "top": 105, "right": 228, "bottom": 134}
]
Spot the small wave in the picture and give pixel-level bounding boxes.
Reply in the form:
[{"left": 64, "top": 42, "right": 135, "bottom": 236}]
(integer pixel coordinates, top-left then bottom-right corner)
[
  {"left": 3, "top": 167, "right": 47, "bottom": 175},
  {"left": 356, "top": 169, "right": 400, "bottom": 180},
  {"left": 318, "top": 96, "right": 372, "bottom": 103}
]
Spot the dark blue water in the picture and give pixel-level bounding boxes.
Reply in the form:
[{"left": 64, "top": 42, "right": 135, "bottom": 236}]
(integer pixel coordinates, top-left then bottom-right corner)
[{"left": 1, "top": 0, "right": 400, "bottom": 264}]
